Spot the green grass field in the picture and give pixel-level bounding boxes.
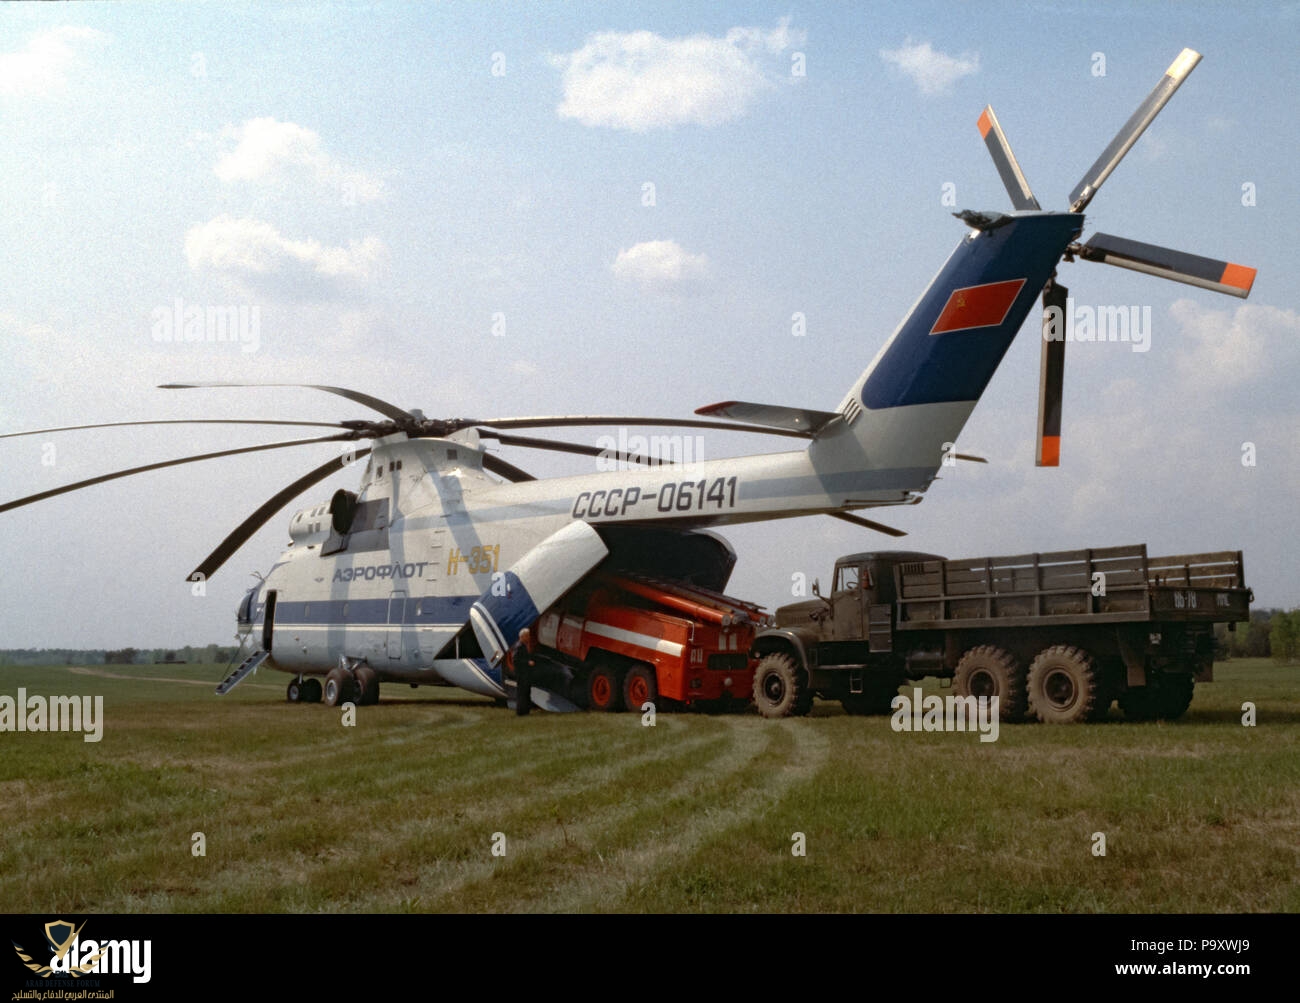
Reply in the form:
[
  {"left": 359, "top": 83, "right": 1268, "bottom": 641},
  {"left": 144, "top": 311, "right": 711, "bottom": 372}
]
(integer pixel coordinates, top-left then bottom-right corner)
[{"left": 2, "top": 659, "right": 1298, "bottom": 913}]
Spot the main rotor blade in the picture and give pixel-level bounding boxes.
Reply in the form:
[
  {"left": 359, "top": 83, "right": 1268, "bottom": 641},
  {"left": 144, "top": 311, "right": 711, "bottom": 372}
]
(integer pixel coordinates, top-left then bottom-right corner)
[
  {"left": 160, "top": 383, "right": 414, "bottom": 421},
  {"left": 473, "top": 415, "right": 813, "bottom": 439},
  {"left": 188, "top": 447, "right": 373, "bottom": 581},
  {"left": 1036, "top": 280, "right": 1069, "bottom": 467},
  {"left": 0, "top": 418, "right": 345, "bottom": 441},
  {"left": 1078, "top": 232, "right": 1256, "bottom": 298},
  {"left": 1068, "top": 48, "right": 1201, "bottom": 213},
  {"left": 479, "top": 430, "right": 675, "bottom": 468},
  {"left": 977, "top": 106, "right": 1041, "bottom": 211},
  {"left": 0, "top": 433, "right": 354, "bottom": 514},
  {"left": 481, "top": 453, "right": 536, "bottom": 483},
  {"left": 828, "top": 511, "right": 907, "bottom": 537}
]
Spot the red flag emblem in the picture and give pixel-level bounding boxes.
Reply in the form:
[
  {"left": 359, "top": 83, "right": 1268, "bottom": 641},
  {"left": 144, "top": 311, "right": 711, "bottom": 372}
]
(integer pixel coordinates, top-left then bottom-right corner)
[{"left": 930, "top": 278, "right": 1026, "bottom": 334}]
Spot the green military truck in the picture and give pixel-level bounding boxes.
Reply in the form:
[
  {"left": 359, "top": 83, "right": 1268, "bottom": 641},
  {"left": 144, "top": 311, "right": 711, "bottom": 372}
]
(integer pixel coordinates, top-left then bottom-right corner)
[{"left": 750, "top": 544, "right": 1251, "bottom": 723}]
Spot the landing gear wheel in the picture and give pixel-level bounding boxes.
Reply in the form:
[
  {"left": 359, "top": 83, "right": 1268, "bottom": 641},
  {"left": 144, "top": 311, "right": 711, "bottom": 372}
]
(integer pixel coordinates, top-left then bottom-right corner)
[
  {"left": 354, "top": 665, "right": 380, "bottom": 706},
  {"left": 840, "top": 676, "right": 901, "bottom": 715},
  {"left": 587, "top": 664, "right": 625, "bottom": 712},
  {"left": 286, "top": 678, "right": 303, "bottom": 703},
  {"left": 751, "top": 653, "right": 811, "bottom": 719},
  {"left": 623, "top": 663, "right": 658, "bottom": 712},
  {"left": 953, "top": 645, "right": 1027, "bottom": 722},
  {"left": 1027, "top": 645, "right": 1099, "bottom": 724},
  {"left": 323, "top": 666, "right": 356, "bottom": 707},
  {"left": 300, "top": 677, "right": 322, "bottom": 704}
]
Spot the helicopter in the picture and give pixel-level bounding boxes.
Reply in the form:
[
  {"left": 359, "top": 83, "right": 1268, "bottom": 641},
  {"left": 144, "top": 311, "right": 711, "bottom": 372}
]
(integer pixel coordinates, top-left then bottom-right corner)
[{"left": 1, "top": 48, "right": 1254, "bottom": 712}]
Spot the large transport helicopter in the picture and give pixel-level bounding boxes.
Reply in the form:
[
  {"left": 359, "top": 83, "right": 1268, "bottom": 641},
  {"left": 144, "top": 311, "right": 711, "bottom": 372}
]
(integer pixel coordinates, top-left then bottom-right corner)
[{"left": 1, "top": 49, "right": 1255, "bottom": 712}]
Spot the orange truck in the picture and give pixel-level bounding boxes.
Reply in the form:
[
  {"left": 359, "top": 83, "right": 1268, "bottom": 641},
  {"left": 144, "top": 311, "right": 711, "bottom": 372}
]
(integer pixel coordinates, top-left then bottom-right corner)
[{"left": 533, "top": 572, "right": 770, "bottom": 711}]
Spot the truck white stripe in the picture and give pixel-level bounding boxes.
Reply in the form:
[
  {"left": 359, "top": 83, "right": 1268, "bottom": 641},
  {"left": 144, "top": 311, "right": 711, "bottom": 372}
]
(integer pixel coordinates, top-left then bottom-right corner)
[{"left": 584, "top": 621, "right": 685, "bottom": 657}]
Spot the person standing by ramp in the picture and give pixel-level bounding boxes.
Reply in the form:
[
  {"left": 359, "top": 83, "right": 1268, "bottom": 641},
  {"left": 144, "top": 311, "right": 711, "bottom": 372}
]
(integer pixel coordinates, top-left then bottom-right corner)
[{"left": 511, "top": 627, "right": 537, "bottom": 716}]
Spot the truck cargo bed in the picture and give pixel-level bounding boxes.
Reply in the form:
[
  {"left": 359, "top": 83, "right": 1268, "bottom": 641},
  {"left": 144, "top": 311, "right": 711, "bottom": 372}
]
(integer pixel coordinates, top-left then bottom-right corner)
[{"left": 895, "top": 544, "right": 1249, "bottom": 630}]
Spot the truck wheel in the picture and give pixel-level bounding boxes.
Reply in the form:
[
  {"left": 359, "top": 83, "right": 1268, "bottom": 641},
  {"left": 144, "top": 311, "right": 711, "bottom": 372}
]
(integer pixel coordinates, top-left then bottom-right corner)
[
  {"left": 752, "top": 653, "right": 810, "bottom": 719},
  {"left": 1156, "top": 675, "right": 1194, "bottom": 720},
  {"left": 1122, "top": 675, "right": 1194, "bottom": 721},
  {"left": 587, "top": 664, "right": 625, "bottom": 712},
  {"left": 1027, "top": 645, "right": 1099, "bottom": 724},
  {"left": 623, "top": 664, "right": 658, "bottom": 712},
  {"left": 300, "top": 677, "right": 322, "bottom": 703},
  {"left": 953, "top": 646, "right": 1027, "bottom": 722},
  {"left": 1118, "top": 686, "right": 1158, "bottom": 721}
]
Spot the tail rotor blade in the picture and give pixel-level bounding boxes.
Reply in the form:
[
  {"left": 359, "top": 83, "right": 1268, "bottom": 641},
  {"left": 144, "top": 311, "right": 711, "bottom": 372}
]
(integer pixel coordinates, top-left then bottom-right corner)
[
  {"left": 977, "top": 106, "right": 1041, "bottom": 211},
  {"left": 1069, "top": 48, "right": 1201, "bottom": 212},
  {"left": 1037, "top": 280, "right": 1068, "bottom": 467},
  {"left": 1079, "top": 232, "right": 1256, "bottom": 298}
]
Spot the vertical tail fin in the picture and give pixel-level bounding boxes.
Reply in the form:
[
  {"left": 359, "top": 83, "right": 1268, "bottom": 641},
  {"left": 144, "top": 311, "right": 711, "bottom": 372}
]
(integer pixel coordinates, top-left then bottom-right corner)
[{"left": 811, "top": 212, "right": 1082, "bottom": 486}]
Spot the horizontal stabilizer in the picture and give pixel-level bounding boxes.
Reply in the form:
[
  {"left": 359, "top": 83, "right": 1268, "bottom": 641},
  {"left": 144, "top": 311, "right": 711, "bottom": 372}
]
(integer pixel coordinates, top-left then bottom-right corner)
[
  {"left": 1080, "top": 233, "right": 1255, "bottom": 298},
  {"left": 694, "top": 400, "right": 839, "bottom": 436}
]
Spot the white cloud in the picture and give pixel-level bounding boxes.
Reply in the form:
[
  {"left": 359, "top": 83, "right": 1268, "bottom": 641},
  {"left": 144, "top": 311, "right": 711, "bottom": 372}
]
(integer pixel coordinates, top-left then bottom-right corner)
[
  {"left": 0, "top": 26, "right": 108, "bottom": 97},
  {"left": 214, "top": 117, "right": 385, "bottom": 202},
  {"left": 611, "top": 240, "right": 711, "bottom": 295},
  {"left": 879, "top": 40, "right": 978, "bottom": 95},
  {"left": 184, "top": 215, "right": 386, "bottom": 299},
  {"left": 1169, "top": 298, "right": 1296, "bottom": 394},
  {"left": 1025, "top": 298, "right": 1300, "bottom": 534},
  {"left": 552, "top": 19, "right": 805, "bottom": 131}
]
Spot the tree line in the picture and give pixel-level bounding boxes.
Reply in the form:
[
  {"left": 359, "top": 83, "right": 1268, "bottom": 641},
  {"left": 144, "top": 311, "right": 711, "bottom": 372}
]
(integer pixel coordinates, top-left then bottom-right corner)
[
  {"left": 1214, "top": 608, "right": 1300, "bottom": 663},
  {"left": 0, "top": 645, "right": 242, "bottom": 667}
]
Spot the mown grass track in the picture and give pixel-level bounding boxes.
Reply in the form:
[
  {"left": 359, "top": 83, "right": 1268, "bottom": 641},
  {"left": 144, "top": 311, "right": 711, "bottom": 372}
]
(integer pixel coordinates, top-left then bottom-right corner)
[{"left": 1, "top": 660, "right": 1298, "bottom": 912}]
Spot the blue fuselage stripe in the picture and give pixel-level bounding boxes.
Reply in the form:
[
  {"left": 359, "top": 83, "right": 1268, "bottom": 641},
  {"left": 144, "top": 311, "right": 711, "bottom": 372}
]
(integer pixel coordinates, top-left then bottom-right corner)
[{"left": 262, "top": 595, "right": 477, "bottom": 626}]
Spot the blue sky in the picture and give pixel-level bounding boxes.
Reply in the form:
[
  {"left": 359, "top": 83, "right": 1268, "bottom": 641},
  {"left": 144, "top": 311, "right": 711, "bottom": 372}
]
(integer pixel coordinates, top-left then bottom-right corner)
[{"left": 1, "top": 2, "right": 1296, "bottom": 647}]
